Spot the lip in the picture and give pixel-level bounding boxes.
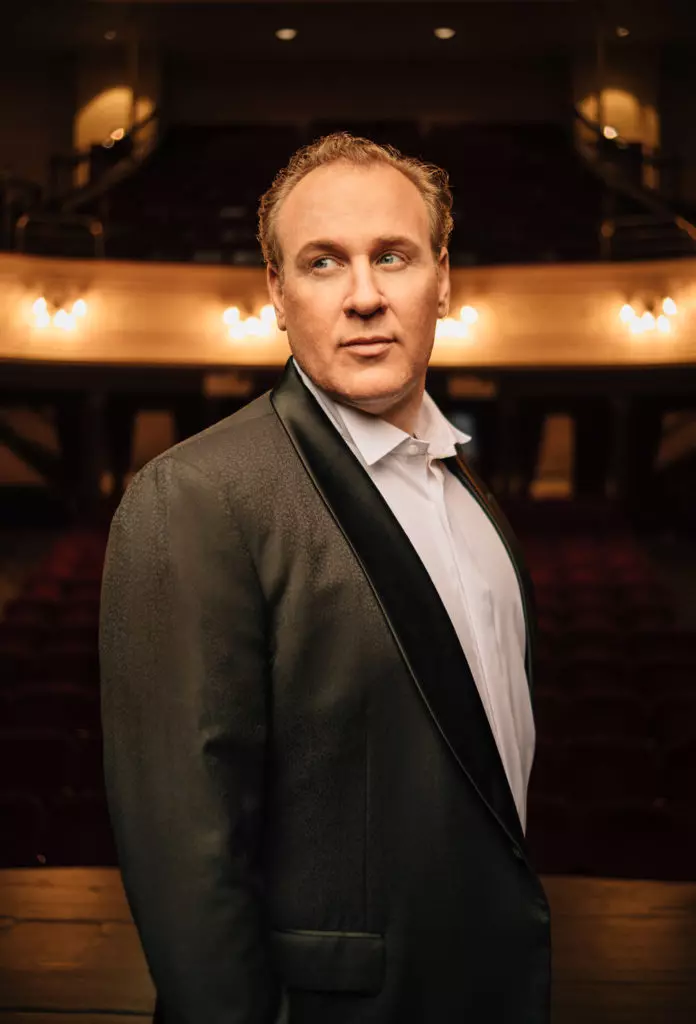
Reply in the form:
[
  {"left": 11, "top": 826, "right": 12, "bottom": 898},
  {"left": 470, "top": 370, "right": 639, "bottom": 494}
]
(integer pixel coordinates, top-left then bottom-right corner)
[{"left": 341, "top": 337, "right": 395, "bottom": 353}]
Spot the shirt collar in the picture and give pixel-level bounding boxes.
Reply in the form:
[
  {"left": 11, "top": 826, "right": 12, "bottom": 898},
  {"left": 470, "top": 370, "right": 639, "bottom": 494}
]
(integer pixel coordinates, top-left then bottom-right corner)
[{"left": 291, "top": 356, "right": 471, "bottom": 468}]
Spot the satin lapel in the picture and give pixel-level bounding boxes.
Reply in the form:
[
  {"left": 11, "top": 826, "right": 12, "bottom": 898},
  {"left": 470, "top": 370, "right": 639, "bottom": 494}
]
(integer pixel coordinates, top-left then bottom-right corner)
[
  {"left": 270, "top": 358, "right": 525, "bottom": 849},
  {"left": 445, "top": 449, "right": 538, "bottom": 698}
]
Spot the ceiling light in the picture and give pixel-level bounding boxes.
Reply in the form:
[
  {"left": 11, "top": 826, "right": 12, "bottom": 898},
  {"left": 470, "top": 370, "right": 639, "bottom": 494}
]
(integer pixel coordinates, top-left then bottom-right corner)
[
  {"left": 616, "top": 26, "right": 630, "bottom": 38},
  {"left": 434, "top": 27, "right": 456, "bottom": 40},
  {"left": 104, "top": 30, "right": 117, "bottom": 41},
  {"left": 275, "top": 28, "right": 298, "bottom": 41},
  {"left": 603, "top": 126, "right": 618, "bottom": 140}
]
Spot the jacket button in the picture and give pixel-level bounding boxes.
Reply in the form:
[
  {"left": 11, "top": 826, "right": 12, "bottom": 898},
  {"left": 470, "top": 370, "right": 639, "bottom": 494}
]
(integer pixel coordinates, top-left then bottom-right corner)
[{"left": 512, "top": 844, "right": 524, "bottom": 860}]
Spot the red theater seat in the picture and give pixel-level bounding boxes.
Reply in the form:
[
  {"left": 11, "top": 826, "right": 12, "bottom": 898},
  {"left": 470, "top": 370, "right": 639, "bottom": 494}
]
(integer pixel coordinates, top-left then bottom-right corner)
[
  {"left": 661, "top": 739, "right": 696, "bottom": 803},
  {"left": 574, "top": 801, "right": 672, "bottom": 878},
  {"left": 0, "top": 728, "right": 74, "bottom": 797},
  {"left": 7, "top": 682, "right": 101, "bottom": 732},
  {"left": 564, "top": 737, "right": 658, "bottom": 804},
  {"left": 569, "top": 691, "right": 651, "bottom": 741},
  {"left": 0, "top": 790, "right": 47, "bottom": 867},
  {"left": 44, "top": 791, "right": 117, "bottom": 866},
  {"left": 525, "top": 795, "right": 580, "bottom": 875},
  {"left": 69, "top": 730, "right": 105, "bottom": 792}
]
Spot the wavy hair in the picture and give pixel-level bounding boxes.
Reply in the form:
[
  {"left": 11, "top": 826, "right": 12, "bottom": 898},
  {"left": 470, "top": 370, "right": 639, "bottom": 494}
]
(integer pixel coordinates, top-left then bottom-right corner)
[{"left": 257, "top": 132, "right": 454, "bottom": 276}]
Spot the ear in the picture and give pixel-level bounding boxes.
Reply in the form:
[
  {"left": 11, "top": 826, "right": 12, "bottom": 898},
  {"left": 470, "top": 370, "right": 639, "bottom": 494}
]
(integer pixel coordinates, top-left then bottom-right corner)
[
  {"left": 436, "top": 247, "right": 450, "bottom": 319},
  {"left": 266, "top": 264, "right": 287, "bottom": 332}
]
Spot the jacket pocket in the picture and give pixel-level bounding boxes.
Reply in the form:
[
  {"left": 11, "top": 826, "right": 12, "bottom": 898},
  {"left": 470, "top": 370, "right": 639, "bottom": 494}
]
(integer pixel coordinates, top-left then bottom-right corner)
[{"left": 269, "top": 928, "right": 385, "bottom": 994}]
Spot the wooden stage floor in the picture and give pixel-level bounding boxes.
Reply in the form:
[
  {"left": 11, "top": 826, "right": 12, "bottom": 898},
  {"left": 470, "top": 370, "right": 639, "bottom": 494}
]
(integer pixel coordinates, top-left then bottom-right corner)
[{"left": 0, "top": 868, "right": 695, "bottom": 1023}]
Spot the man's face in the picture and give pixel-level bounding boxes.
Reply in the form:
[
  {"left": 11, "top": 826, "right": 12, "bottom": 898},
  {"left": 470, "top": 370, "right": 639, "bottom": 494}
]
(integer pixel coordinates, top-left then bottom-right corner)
[{"left": 267, "top": 160, "right": 450, "bottom": 431}]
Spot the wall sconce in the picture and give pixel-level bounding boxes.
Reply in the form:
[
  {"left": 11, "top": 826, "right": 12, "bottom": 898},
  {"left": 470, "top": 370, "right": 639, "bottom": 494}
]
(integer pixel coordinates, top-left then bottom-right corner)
[
  {"left": 223, "top": 304, "right": 277, "bottom": 340},
  {"left": 619, "top": 296, "right": 677, "bottom": 335},
  {"left": 31, "top": 296, "right": 88, "bottom": 331},
  {"left": 435, "top": 305, "right": 479, "bottom": 341}
]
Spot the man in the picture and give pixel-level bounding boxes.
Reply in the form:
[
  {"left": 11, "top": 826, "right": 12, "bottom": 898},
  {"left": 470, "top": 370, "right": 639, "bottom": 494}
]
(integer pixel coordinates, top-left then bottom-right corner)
[{"left": 99, "top": 133, "right": 551, "bottom": 1024}]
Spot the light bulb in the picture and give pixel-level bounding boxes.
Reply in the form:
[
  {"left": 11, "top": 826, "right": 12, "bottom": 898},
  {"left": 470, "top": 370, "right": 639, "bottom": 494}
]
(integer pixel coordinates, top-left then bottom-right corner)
[
  {"left": 662, "top": 297, "right": 677, "bottom": 316},
  {"left": 32, "top": 297, "right": 47, "bottom": 316},
  {"left": 459, "top": 305, "right": 479, "bottom": 324},
  {"left": 641, "top": 311, "right": 656, "bottom": 330},
  {"left": 223, "top": 306, "right": 240, "bottom": 325},
  {"left": 619, "top": 303, "right": 635, "bottom": 323},
  {"left": 243, "top": 316, "right": 265, "bottom": 337},
  {"left": 656, "top": 315, "right": 671, "bottom": 333},
  {"left": 71, "top": 299, "right": 87, "bottom": 317},
  {"left": 53, "top": 309, "right": 76, "bottom": 331}
]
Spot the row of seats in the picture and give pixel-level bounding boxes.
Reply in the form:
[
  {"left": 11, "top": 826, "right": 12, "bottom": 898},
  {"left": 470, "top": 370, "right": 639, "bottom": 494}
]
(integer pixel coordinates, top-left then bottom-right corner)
[
  {"left": 5, "top": 788, "right": 695, "bottom": 879},
  {"left": 1, "top": 789, "right": 115, "bottom": 868},
  {"left": 3, "top": 679, "right": 695, "bottom": 742},
  {"left": 526, "top": 796, "right": 696, "bottom": 880},
  {"left": 0, "top": 727, "right": 103, "bottom": 795},
  {"left": 2, "top": 520, "right": 695, "bottom": 879},
  {"left": 530, "top": 735, "right": 696, "bottom": 803}
]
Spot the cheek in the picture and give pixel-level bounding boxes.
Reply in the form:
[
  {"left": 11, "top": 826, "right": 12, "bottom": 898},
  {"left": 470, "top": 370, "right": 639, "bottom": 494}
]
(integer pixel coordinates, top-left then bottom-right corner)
[
  {"left": 396, "top": 285, "right": 439, "bottom": 330},
  {"left": 287, "top": 286, "right": 336, "bottom": 328}
]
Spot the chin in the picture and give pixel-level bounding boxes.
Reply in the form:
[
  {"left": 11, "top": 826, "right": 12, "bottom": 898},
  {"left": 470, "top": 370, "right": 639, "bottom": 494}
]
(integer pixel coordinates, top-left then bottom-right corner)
[{"left": 337, "top": 365, "right": 415, "bottom": 403}]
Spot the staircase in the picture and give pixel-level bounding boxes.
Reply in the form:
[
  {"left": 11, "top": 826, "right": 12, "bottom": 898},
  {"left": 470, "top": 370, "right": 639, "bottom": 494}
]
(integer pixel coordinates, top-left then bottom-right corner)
[{"left": 574, "top": 107, "right": 696, "bottom": 262}]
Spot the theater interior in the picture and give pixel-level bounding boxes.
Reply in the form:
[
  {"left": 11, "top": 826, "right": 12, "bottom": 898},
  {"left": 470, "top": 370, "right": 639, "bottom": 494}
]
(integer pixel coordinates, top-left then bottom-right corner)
[{"left": 1, "top": 0, "right": 696, "bottom": 1020}]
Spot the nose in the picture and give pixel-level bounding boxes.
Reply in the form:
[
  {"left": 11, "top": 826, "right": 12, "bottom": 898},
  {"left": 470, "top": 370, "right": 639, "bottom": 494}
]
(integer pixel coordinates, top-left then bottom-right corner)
[{"left": 343, "top": 262, "right": 386, "bottom": 319}]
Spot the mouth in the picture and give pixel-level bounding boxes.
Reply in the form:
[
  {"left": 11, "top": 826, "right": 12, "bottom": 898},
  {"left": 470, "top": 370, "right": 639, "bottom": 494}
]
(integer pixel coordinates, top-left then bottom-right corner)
[{"left": 341, "top": 337, "right": 395, "bottom": 355}]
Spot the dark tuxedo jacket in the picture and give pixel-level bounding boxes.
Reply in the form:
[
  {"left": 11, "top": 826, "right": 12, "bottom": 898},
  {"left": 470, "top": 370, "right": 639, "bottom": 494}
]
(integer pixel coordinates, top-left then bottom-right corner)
[{"left": 99, "top": 356, "right": 551, "bottom": 1024}]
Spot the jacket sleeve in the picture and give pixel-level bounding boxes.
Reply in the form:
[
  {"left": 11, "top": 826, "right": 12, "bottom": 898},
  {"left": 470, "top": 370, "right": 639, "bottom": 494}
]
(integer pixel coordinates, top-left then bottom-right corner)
[{"left": 99, "top": 454, "right": 284, "bottom": 1024}]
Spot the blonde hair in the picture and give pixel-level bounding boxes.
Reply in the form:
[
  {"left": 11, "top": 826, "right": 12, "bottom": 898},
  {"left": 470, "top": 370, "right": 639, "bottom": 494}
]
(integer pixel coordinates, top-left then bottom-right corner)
[{"left": 257, "top": 132, "right": 454, "bottom": 274}]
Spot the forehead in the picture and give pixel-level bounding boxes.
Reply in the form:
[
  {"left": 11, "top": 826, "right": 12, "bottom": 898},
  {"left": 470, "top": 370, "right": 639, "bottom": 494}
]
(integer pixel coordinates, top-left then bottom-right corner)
[{"left": 275, "top": 161, "right": 431, "bottom": 254}]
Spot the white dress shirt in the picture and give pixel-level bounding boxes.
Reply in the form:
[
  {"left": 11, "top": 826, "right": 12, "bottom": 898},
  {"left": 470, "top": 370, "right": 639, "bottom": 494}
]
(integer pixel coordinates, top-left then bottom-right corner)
[
  {"left": 272, "top": 358, "right": 537, "bottom": 1023},
  {"left": 291, "top": 356, "right": 535, "bottom": 829}
]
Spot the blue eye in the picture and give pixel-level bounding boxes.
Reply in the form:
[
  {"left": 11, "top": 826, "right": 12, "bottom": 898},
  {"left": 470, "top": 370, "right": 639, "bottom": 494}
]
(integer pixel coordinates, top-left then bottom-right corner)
[
  {"left": 311, "top": 256, "right": 338, "bottom": 270},
  {"left": 379, "top": 252, "right": 403, "bottom": 265}
]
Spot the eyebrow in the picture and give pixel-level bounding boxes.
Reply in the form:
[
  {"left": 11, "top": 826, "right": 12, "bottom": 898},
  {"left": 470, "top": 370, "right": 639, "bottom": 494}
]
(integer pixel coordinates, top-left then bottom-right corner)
[{"left": 295, "top": 235, "right": 421, "bottom": 264}]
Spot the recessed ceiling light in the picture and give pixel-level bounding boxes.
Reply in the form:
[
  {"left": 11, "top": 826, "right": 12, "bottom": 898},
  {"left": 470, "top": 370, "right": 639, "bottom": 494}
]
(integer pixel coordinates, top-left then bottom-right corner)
[
  {"left": 603, "top": 125, "right": 618, "bottom": 139},
  {"left": 616, "top": 26, "right": 630, "bottom": 37},
  {"left": 104, "top": 30, "right": 117, "bottom": 41},
  {"left": 434, "top": 27, "right": 456, "bottom": 40},
  {"left": 275, "top": 28, "right": 298, "bottom": 42}
]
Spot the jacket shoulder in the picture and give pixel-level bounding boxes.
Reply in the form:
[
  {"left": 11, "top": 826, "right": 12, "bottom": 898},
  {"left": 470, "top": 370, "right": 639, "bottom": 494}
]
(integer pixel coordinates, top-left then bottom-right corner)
[{"left": 134, "top": 391, "right": 282, "bottom": 485}]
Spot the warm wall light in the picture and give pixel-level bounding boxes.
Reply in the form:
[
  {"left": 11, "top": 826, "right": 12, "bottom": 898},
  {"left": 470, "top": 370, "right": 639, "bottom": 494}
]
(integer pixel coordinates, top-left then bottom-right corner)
[
  {"left": 434, "top": 27, "right": 456, "bottom": 40},
  {"left": 30, "top": 296, "right": 88, "bottom": 332},
  {"left": 275, "top": 28, "right": 298, "bottom": 41},
  {"left": 223, "top": 304, "right": 278, "bottom": 340},
  {"left": 616, "top": 26, "right": 630, "bottom": 38},
  {"left": 603, "top": 126, "right": 619, "bottom": 140},
  {"left": 435, "top": 304, "right": 479, "bottom": 342},
  {"left": 110, "top": 128, "right": 125, "bottom": 141},
  {"left": 620, "top": 296, "right": 678, "bottom": 335}
]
